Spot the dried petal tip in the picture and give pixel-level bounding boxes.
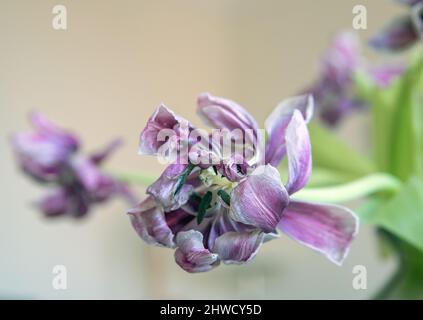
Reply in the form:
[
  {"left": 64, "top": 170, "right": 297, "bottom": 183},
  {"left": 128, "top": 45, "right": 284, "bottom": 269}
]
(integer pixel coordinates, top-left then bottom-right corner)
[{"left": 174, "top": 230, "right": 219, "bottom": 273}]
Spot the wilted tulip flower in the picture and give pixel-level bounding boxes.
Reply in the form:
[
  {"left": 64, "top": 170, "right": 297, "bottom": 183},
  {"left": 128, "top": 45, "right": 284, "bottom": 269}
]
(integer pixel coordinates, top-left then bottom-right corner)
[
  {"left": 306, "top": 31, "right": 405, "bottom": 126},
  {"left": 129, "top": 93, "right": 359, "bottom": 273},
  {"left": 11, "top": 113, "right": 135, "bottom": 218},
  {"left": 370, "top": 0, "right": 423, "bottom": 52}
]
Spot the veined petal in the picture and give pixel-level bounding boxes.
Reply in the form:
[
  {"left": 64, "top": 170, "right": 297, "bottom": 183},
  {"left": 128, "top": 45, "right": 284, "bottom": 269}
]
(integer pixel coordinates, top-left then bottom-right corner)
[
  {"left": 278, "top": 200, "right": 359, "bottom": 265},
  {"left": 369, "top": 15, "right": 418, "bottom": 52},
  {"left": 174, "top": 230, "right": 219, "bottom": 273},
  {"left": 322, "top": 31, "right": 361, "bottom": 84},
  {"left": 128, "top": 196, "right": 175, "bottom": 248},
  {"left": 213, "top": 230, "right": 267, "bottom": 264},
  {"left": 265, "top": 95, "right": 313, "bottom": 167},
  {"left": 197, "top": 92, "right": 259, "bottom": 134},
  {"left": 230, "top": 165, "right": 289, "bottom": 232},
  {"left": 139, "top": 104, "right": 193, "bottom": 156},
  {"left": 285, "top": 110, "right": 312, "bottom": 195},
  {"left": 147, "top": 164, "right": 194, "bottom": 211},
  {"left": 31, "top": 112, "right": 79, "bottom": 151}
]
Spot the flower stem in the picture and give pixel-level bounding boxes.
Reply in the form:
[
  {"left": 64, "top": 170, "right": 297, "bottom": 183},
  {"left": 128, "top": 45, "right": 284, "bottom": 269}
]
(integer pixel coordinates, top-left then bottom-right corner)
[
  {"left": 292, "top": 173, "right": 402, "bottom": 204},
  {"left": 111, "top": 172, "right": 156, "bottom": 187}
]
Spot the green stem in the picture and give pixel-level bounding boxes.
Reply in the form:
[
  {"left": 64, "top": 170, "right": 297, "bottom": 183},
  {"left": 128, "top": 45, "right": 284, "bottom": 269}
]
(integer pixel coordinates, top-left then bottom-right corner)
[
  {"left": 110, "top": 172, "right": 156, "bottom": 187},
  {"left": 292, "top": 173, "right": 402, "bottom": 204}
]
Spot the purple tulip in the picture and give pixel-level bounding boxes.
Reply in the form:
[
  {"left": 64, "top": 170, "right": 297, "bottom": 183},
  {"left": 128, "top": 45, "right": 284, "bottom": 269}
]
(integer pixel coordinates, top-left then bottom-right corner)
[
  {"left": 305, "top": 32, "right": 365, "bottom": 126},
  {"left": 305, "top": 31, "right": 406, "bottom": 126},
  {"left": 369, "top": 0, "right": 423, "bottom": 52},
  {"left": 129, "top": 93, "right": 359, "bottom": 273},
  {"left": 11, "top": 112, "right": 134, "bottom": 218}
]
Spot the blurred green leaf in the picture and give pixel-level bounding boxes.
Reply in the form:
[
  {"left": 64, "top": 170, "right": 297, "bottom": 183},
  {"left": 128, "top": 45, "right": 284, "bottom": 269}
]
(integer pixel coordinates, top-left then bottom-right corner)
[
  {"left": 375, "top": 231, "right": 423, "bottom": 300},
  {"left": 372, "top": 177, "right": 423, "bottom": 252},
  {"left": 388, "top": 56, "right": 423, "bottom": 181},
  {"left": 309, "top": 122, "right": 375, "bottom": 177}
]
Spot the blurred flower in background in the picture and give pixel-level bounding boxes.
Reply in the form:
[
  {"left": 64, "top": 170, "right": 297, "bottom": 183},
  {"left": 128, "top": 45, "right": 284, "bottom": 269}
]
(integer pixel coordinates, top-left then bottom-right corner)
[
  {"left": 369, "top": 0, "right": 423, "bottom": 52},
  {"left": 305, "top": 31, "right": 406, "bottom": 126},
  {"left": 11, "top": 113, "right": 136, "bottom": 218}
]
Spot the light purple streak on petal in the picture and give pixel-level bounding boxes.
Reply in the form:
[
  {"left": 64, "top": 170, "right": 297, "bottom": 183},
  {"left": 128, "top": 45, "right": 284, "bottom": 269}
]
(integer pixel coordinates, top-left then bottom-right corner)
[
  {"left": 147, "top": 163, "right": 194, "bottom": 211},
  {"left": 278, "top": 200, "right": 359, "bottom": 265},
  {"left": 139, "top": 104, "right": 192, "bottom": 155},
  {"left": 197, "top": 93, "right": 259, "bottom": 132},
  {"left": 128, "top": 196, "right": 176, "bottom": 248},
  {"left": 197, "top": 93, "right": 263, "bottom": 161},
  {"left": 230, "top": 165, "right": 289, "bottom": 232},
  {"left": 90, "top": 138, "right": 123, "bottom": 165},
  {"left": 213, "top": 230, "right": 266, "bottom": 264},
  {"left": 368, "top": 64, "right": 406, "bottom": 88},
  {"left": 70, "top": 157, "right": 103, "bottom": 192},
  {"left": 369, "top": 15, "right": 418, "bottom": 52},
  {"left": 322, "top": 31, "right": 361, "bottom": 84},
  {"left": 207, "top": 206, "right": 254, "bottom": 249},
  {"left": 11, "top": 133, "right": 65, "bottom": 181},
  {"left": 31, "top": 112, "right": 79, "bottom": 151},
  {"left": 265, "top": 95, "right": 314, "bottom": 167},
  {"left": 285, "top": 110, "right": 312, "bottom": 195},
  {"left": 174, "top": 230, "right": 219, "bottom": 273}
]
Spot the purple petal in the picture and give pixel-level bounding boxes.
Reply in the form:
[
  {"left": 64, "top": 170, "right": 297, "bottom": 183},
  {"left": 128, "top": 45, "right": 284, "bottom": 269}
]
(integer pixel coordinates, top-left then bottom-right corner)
[
  {"left": 285, "top": 110, "right": 312, "bottom": 195},
  {"left": 230, "top": 165, "right": 289, "bottom": 232},
  {"left": 90, "top": 138, "right": 123, "bottom": 165},
  {"left": 147, "top": 164, "right": 194, "bottom": 211},
  {"left": 139, "top": 104, "right": 193, "bottom": 156},
  {"left": 368, "top": 64, "right": 406, "bottom": 88},
  {"left": 70, "top": 157, "right": 103, "bottom": 192},
  {"left": 216, "top": 154, "right": 251, "bottom": 182},
  {"left": 31, "top": 112, "right": 79, "bottom": 151},
  {"left": 278, "top": 200, "right": 359, "bottom": 265},
  {"left": 11, "top": 113, "right": 79, "bottom": 181},
  {"left": 174, "top": 230, "right": 219, "bottom": 273},
  {"left": 322, "top": 32, "right": 361, "bottom": 84},
  {"left": 197, "top": 93, "right": 262, "bottom": 153},
  {"left": 128, "top": 196, "right": 176, "bottom": 248},
  {"left": 39, "top": 189, "right": 70, "bottom": 216},
  {"left": 397, "top": 0, "right": 422, "bottom": 7},
  {"left": 369, "top": 15, "right": 418, "bottom": 52},
  {"left": 412, "top": 2, "right": 423, "bottom": 39},
  {"left": 265, "top": 95, "right": 313, "bottom": 167},
  {"left": 212, "top": 230, "right": 266, "bottom": 264}
]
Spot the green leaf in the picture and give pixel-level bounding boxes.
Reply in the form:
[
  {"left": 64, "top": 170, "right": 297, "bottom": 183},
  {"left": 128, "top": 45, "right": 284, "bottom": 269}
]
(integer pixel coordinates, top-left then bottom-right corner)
[
  {"left": 374, "top": 231, "right": 423, "bottom": 300},
  {"left": 372, "top": 177, "right": 423, "bottom": 252},
  {"left": 388, "top": 55, "right": 423, "bottom": 181},
  {"left": 306, "top": 167, "right": 358, "bottom": 187},
  {"left": 174, "top": 163, "right": 195, "bottom": 195},
  {"left": 217, "top": 189, "right": 231, "bottom": 206},
  {"left": 309, "top": 122, "right": 375, "bottom": 177},
  {"left": 197, "top": 191, "right": 212, "bottom": 225}
]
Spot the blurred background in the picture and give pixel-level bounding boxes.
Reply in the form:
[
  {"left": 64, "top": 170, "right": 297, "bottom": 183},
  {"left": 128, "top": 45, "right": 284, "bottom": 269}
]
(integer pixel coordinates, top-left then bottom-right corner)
[{"left": 0, "top": 0, "right": 405, "bottom": 299}]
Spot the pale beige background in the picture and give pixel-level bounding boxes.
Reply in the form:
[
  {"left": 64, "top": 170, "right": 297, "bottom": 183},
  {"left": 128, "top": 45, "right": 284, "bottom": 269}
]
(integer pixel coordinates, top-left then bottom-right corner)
[{"left": 0, "top": 0, "right": 404, "bottom": 299}]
